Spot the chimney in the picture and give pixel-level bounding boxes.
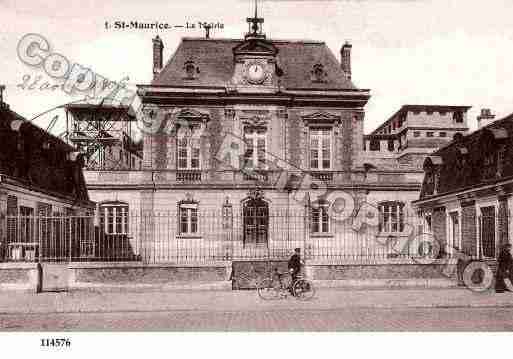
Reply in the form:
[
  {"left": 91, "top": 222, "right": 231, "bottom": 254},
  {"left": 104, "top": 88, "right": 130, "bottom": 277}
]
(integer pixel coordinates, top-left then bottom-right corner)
[
  {"left": 341, "top": 41, "right": 352, "bottom": 80},
  {"left": 0, "top": 85, "right": 8, "bottom": 110},
  {"left": 477, "top": 108, "right": 495, "bottom": 129},
  {"left": 152, "top": 35, "right": 164, "bottom": 78}
]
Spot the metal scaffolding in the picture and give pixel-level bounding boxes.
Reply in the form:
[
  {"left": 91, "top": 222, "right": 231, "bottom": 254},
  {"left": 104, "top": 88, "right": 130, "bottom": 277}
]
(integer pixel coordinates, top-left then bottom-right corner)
[{"left": 64, "top": 103, "right": 142, "bottom": 170}]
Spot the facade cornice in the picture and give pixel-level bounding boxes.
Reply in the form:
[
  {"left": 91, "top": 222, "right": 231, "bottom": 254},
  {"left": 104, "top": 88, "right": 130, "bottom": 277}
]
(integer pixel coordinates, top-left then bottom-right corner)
[
  {"left": 137, "top": 85, "right": 370, "bottom": 105},
  {"left": 86, "top": 183, "right": 421, "bottom": 191},
  {"left": 0, "top": 175, "right": 95, "bottom": 208},
  {"left": 413, "top": 176, "right": 513, "bottom": 208}
]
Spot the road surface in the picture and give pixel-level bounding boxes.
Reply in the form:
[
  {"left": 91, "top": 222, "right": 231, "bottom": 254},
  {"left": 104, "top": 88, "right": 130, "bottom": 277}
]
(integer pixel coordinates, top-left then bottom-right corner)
[{"left": 2, "top": 307, "right": 513, "bottom": 331}]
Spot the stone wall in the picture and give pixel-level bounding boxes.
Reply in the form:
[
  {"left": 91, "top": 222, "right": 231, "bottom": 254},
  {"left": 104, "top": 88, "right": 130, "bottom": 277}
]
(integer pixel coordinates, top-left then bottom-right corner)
[
  {"left": 309, "top": 262, "right": 456, "bottom": 280},
  {"left": 232, "top": 260, "right": 289, "bottom": 289},
  {"left": 68, "top": 262, "right": 231, "bottom": 290},
  {"left": 0, "top": 262, "right": 41, "bottom": 292}
]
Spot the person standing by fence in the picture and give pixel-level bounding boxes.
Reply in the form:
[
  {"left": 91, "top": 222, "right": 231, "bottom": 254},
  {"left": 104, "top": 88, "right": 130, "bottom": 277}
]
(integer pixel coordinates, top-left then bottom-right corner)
[{"left": 495, "top": 243, "right": 513, "bottom": 293}]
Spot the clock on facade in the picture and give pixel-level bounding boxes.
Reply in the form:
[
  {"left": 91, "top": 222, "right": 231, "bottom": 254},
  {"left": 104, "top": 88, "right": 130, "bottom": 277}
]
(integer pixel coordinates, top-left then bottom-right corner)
[{"left": 245, "top": 62, "right": 266, "bottom": 84}]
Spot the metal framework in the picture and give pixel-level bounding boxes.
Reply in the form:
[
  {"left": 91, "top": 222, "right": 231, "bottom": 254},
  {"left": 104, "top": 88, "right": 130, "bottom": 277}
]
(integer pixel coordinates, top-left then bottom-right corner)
[{"left": 64, "top": 103, "right": 141, "bottom": 170}]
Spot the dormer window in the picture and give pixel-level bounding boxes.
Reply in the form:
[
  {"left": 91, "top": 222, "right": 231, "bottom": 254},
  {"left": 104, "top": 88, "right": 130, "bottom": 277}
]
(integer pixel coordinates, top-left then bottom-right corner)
[
  {"left": 481, "top": 129, "right": 497, "bottom": 180},
  {"left": 497, "top": 145, "right": 507, "bottom": 178},
  {"left": 311, "top": 64, "right": 327, "bottom": 83},
  {"left": 453, "top": 111, "right": 463, "bottom": 123},
  {"left": 422, "top": 156, "right": 443, "bottom": 196},
  {"left": 184, "top": 60, "right": 199, "bottom": 79}
]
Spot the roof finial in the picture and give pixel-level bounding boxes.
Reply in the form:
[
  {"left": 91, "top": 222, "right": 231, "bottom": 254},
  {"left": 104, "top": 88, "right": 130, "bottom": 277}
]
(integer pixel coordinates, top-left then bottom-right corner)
[
  {"left": 0, "top": 84, "right": 5, "bottom": 104},
  {"left": 204, "top": 23, "right": 212, "bottom": 39},
  {"left": 246, "top": 0, "right": 265, "bottom": 39}
]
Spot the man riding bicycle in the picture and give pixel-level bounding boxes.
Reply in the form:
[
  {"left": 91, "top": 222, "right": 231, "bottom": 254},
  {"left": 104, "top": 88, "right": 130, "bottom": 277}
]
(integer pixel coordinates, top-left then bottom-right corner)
[{"left": 288, "top": 248, "right": 301, "bottom": 294}]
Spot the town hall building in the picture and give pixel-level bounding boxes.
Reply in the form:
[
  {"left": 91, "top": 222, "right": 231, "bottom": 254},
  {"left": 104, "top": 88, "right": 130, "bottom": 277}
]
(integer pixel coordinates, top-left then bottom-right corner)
[{"left": 82, "top": 9, "right": 471, "bottom": 284}]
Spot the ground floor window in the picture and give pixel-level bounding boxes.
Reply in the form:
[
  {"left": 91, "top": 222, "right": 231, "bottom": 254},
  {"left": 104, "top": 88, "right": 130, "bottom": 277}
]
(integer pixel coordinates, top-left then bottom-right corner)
[
  {"left": 480, "top": 206, "right": 496, "bottom": 258},
  {"left": 179, "top": 202, "right": 198, "bottom": 235},
  {"left": 378, "top": 201, "right": 405, "bottom": 233},
  {"left": 19, "top": 206, "right": 34, "bottom": 243},
  {"left": 449, "top": 211, "right": 460, "bottom": 253},
  {"left": 311, "top": 202, "right": 330, "bottom": 234},
  {"left": 243, "top": 198, "right": 268, "bottom": 245},
  {"left": 100, "top": 202, "right": 129, "bottom": 235}
]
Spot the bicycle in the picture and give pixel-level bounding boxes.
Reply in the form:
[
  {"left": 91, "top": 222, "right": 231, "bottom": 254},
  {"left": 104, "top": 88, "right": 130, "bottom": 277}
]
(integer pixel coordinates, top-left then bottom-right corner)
[{"left": 257, "top": 269, "right": 316, "bottom": 301}]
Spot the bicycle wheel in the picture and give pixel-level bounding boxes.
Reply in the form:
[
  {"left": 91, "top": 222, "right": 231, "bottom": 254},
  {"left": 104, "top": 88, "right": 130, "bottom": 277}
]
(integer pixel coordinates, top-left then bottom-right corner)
[
  {"left": 257, "top": 278, "right": 279, "bottom": 300},
  {"left": 293, "top": 279, "right": 316, "bottom": 301}
]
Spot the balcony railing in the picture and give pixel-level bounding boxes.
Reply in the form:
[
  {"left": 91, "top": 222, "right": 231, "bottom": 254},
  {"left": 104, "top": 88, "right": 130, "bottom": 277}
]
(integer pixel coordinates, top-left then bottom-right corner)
[
  {"left": 243, "top": 170, "right": 269, "bottom": 182},
  {"left": 176, "top": 170, "right": 202, "bottom": 182},
  {"left": 310, "top": 171, "right": 334, "bottom": 182},
  {"left": 83, "top": 169, "right": 416, "bottom": 187}
]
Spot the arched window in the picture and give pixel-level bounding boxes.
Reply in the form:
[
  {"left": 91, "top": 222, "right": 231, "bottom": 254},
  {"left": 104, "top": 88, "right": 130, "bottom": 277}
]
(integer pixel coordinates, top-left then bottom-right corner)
[
  {"left": 311, "top": 63, "right": 327, "bottom": 83},
  {"left": 242, "top": 194, "right": 268, "bottom": 246},
  {"left": 183, "top": 60, "right": 199, "bottom": 79},
  {"left": 378, "top": 201, "right": 405, "bottom": 233}
]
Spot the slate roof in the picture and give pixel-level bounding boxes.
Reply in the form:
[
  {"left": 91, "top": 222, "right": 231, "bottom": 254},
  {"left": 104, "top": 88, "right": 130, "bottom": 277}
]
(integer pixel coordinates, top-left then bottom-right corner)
[
  {"left": 0, "top": 106, "right": 74, "bottom": 152},
  {"left": 0, "top": 105, "right": 90, "bottom": 202},
  {"left": 418, "top": 112, "right": 513, "bottom": 200},
  {"left": 152, "top": 38, "right": 357, "bottom": 90}
]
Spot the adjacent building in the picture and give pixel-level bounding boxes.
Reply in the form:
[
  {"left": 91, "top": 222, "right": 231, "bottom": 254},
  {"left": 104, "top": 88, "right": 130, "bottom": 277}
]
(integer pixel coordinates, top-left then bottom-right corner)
[
  {"left": 0, "top": 96, "right": 95, "bottom": 262},
  {"left": 365, "top": 105, "right": 470, "bottom": 169},
  {"left": 413, "top": 110, "right": 513, "bottom": 261}
]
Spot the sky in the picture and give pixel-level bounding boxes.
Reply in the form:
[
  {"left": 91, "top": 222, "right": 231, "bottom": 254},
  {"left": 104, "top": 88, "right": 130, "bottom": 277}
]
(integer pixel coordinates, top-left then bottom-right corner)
[{"left": 1, "top": 0, "right": 513, "bottom": 134}]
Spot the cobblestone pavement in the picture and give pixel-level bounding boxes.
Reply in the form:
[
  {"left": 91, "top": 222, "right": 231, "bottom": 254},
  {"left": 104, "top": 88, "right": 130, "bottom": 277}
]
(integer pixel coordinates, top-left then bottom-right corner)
[
  {"left": 1, "top": 288, "right": 513, "bottom": 330},
  {"left": 2, "top": 288, "right": 513, "bottom": 315},
  {"left": 1, "top": 307, "right": 513, "bottom": 331}
]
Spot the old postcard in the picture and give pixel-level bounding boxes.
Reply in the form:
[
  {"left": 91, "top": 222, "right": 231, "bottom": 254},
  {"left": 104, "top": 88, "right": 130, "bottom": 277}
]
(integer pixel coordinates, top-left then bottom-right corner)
[{"left": 0, "top": 0, "right": 512, "bottom": 356}]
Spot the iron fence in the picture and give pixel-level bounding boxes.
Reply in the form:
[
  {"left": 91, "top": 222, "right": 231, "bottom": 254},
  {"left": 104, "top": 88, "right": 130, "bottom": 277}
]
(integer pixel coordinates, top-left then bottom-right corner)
[{"left": 2, "top": 211, "right": 496, "bottom": 264}]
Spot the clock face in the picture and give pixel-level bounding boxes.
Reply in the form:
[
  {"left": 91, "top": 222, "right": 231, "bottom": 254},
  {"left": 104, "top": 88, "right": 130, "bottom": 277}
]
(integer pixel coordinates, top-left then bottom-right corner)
[{"left": 246, "top": 63, "right": 266, "bottom": 84}]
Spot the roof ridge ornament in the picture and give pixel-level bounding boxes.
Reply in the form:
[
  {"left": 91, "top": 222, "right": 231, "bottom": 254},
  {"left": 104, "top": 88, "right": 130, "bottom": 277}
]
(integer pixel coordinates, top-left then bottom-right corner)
[{"left": 245, "top": 0, "right": 265, "bottom": 39}]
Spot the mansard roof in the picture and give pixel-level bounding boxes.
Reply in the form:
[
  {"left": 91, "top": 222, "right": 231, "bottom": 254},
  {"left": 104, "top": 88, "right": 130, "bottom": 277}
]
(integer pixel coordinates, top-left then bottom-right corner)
[
  {"left": 417, "top": 112, "right": 513, "bottom": 201},
  {"left": 151, "top": 37, "right": 357, "bottom": 90}
]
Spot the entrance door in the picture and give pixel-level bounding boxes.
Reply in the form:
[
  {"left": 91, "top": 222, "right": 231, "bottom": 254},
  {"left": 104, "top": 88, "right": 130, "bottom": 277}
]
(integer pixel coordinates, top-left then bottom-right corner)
[
  {"left": 243, "top": 198, "right": 268, "bottom": 246},
  {"left": 480, "top": 206, "right": 496, "bottom": 258}
]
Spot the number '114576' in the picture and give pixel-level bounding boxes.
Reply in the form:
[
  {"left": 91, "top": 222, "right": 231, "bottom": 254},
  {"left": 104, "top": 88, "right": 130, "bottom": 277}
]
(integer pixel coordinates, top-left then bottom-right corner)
[{"left": 41, "top": 338, "right": 71, "bottom": 347}]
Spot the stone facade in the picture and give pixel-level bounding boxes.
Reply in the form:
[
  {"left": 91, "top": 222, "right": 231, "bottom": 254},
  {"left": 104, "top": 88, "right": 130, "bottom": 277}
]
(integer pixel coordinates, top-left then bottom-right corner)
[{"left": 83, "top": 15, "right": 465, "bottom": 268}]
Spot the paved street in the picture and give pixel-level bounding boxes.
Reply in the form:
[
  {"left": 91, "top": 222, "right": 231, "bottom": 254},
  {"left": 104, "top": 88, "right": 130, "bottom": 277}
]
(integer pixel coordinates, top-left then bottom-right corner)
[
  {"left": 1, "top": 307, "right": 513, "bottom": 331},
  {"left": 1, "top": 288, "right": 513, "bottom": 330}
]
